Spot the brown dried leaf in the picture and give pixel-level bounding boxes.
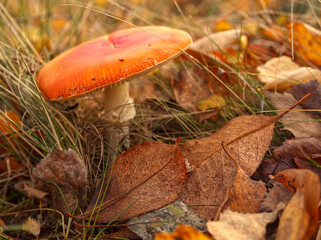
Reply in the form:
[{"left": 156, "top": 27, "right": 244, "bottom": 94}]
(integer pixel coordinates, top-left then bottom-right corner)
[
  {"left": 130, "top": 77, "right": 169, "bottom": 103},
  {"left": 0, "top": 156, "right": 23, "bottom": 174},
  {"left": 180, "top": 115, "right": 275, "bottom": 220},
  {"left": 218, "top": 167, "right": 266, "bottom": 215},
  {"left": 252, "top": 157, "right": 296, "bottom": 185},
  {"left": 207, "top": 207, "right": 282, "bottom": 240},
  {"left": 82, "top": 141, "right": 186, "bottom": 223},
  {"left": 32, "top": 149, "right": 88, "bottom": 213},
  {"left": 274, "top": 169, "right": 320, "bottom": 238},
  {"left": 102, "top": 228, "right": 139, "bottom": 240},
  {"left": 288, "top": 80, "right": 321, "bottom": 119},
  {"left": 181, "top": 115, "right": 274, "bottom": 174},
  {"left": 259, "top": 181, "right": 292, "bottom": 213},
  {"left": 15, "top": 182, "right": 48, "bottom": 199},
  {"left": 264, "top": 90, "right": 321, "bottom": 141},
  {"left": 173, "top": 66, "right": 229, "bottom": 117},
  {"left": 274, "top": 138, "right": 321, "bottom": 179}
]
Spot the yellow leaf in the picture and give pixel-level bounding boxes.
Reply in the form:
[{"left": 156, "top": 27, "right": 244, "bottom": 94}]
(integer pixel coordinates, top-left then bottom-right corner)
[
  {"left": 155, "top": 225, "right": 212, "bottom": 240},
  {"left": 214, "top": 19, "right": 233, "bottom": 31},
  {"left": 197, "top": 96, "right": 226, "bottom": 110}
]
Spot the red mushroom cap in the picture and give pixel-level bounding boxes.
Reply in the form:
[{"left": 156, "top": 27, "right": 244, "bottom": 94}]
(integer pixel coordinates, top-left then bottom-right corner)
[{"left": 36, "top": 26, "right": 192, "bottom": 100}]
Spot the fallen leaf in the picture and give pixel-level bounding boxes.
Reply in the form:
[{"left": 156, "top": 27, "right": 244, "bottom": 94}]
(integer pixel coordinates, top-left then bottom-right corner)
[
  {"left": 22, "top": 217, "right": 41, "bottom": 238},
  {"left": 0, "top": 156, "right": 23, "bottom": 174},
  {"left": 173, "top": 66, "right": 229, "bottom": 114},
  {"left": 128, "top": 199, "right": 206, "bottom": 240},
  {"left": 154, "top": 225, "right": 212, "bottom": 240},
  {"left": 197, "top": 95, "right": 226, "bottom": 110},
  {"left": 32, "top": 149, "right": 88, "bottom": 213},
  {"left": 15, "top": 182, "right": 48, "bottom": 199},
  {"left": 180, "top": 115, "right": 274, "bottom": 220},
  {"left": 102, "top": 228, "right": 140, "bottom": 240},
  {"left": 257, "top": 56, "right": 321, "bottom": 91},
  {"left": 189, "top": 29, "right": 241, "bottom": 54},
  {"left": 262, "top": 24, "right": 286, "bottom": 42},
  {"left": 180, "top": 115, "right": 274, "bottom": 174},
  {"left": 207, "top": 207, "right": 282, "bottom": 240},
  {"left": 276, "top": 190, "right": 309, "bottom": 240},
  {"left": 0, "top": 110, "right": 21, "bottom": 155},
  {"left": 274, "top": 169, "right": 320, "bottom": 238},
  {"left": 218, "top": 166, "right": 266, "bottom": 215},
  {"left": 253, "top": 137, "right": 321, "bottom": 184},
  {"left": 214, "top": 19, "right": 233, "bottom": 31},
  {"left": 274, "top": 138, "right": 321, "bottom": 170},
  {"left": 244, "top": 41, "right": 281, "bottom": 70},
  {"left": 288, "top": 79, "right": 321, "bottom": 119},
  {"left": 264, "top": 90, "right": 321, "bottom": 141},
  {"left": 82, "top": 141, "right": 186, "bottom": 222},
  {"left": 291, "top": 22, "right": 321, "bottom": 66},
  {"left": 252, "top": 157, "right": 296, "bottom": 185},
  {"left": 130, "top": 77, "right": 170, "bottom": 103},
  {"left": 259, "top": 181, "right": 292, "bottom": 212}
]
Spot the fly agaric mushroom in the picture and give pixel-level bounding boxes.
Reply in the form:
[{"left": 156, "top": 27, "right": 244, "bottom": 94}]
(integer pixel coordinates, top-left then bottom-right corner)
[{"left": 36, "top": 26, "right": 192, "bottom": 147}]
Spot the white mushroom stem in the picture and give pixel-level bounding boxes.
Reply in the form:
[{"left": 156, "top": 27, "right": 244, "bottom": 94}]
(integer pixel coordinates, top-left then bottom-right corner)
[
  {"left": 103, "top": 82, "right": 136, "bottom": 151},
  {"left": 104, "top": 82, "right": 136, "bottom": 123}
]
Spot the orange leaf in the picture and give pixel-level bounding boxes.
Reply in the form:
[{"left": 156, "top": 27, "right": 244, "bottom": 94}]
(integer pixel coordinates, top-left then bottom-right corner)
[
  {"left": 155, "top": 225, "right": 212, "bottom": 240},
  {"left": 290, "top": 22, "right": 321, "bottom": 66},
  {"left": 274, "top": 169, "right": 320, "bottom": 238}
]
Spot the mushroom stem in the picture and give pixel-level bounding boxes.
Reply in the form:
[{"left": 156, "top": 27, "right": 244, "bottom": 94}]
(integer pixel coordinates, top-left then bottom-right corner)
[
  {"left": 104, "top": 82, "right": 136, "bottom": 151},
  {"left": 104, "top": 82, "right": 136, "bottom": 123}
]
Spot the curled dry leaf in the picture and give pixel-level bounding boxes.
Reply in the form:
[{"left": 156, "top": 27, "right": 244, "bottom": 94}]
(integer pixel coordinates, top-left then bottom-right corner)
[
  {"left": 257, "top": 56, "right": 321, "bottom": 91},
  {"left": 274, "top": 169, "right": 320, "bottom": 238},
  {"left": 81, "top": 140, "right": 186, "bottom": 223},
  {"left": 154, "top": 225, "right": 212, "bottom": 240},
  {"left": 180, "top": 115, "right": 274, "bottom": 220},
  {"left": 32, "top": 149, "right": 88, "bottom": 213},
  {"left": 207, "top": 207, "right": 283, "bottom": 240}
]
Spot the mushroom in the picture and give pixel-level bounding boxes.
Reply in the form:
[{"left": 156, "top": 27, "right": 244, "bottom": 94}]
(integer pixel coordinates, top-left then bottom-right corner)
[{"left": 36, "top": 26, "right": 192, "bottom": 149}]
